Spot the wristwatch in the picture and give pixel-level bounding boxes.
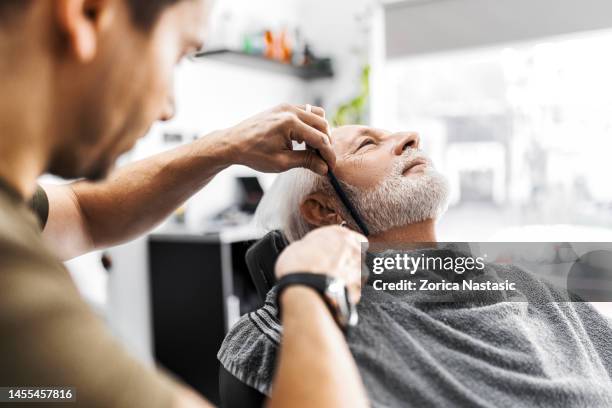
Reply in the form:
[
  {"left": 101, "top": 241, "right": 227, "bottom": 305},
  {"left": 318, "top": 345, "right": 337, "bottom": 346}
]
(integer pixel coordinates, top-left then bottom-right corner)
[{"left": 276, "top": 273, "right": 359, "bottom": 331}]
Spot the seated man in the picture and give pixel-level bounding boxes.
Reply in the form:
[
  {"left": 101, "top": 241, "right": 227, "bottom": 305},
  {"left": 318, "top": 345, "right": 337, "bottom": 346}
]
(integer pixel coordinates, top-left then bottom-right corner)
[{"left": 218, "top": 126, "right": 612, "bottom": 407}]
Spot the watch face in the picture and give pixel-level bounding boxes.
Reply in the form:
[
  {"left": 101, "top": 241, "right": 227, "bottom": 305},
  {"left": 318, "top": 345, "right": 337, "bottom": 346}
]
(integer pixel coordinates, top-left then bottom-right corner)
[
  {"left": 325, "top": 277, "right": 358, "bottom": 328},
  {"left": 348, "top": 302, "right": 359, "bottom": 327},
  {"left": 326, "top": 278, "right": 346, "bottom": 297}
]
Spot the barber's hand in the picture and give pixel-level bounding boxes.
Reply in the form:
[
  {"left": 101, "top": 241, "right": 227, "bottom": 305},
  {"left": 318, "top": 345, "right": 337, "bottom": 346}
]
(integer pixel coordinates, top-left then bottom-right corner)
[
  {"left": 275, "top": 226, "right": 367, "bottom": 304},
  {"left": 224, "top": 104, "right": 335, "bottom": 175}
]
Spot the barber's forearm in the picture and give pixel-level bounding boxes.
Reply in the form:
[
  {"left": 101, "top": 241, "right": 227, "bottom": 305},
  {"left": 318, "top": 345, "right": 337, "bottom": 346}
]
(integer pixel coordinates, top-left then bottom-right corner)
[
  {"left": 75, "top": 131, "right": 233, "bottom": 247},
  {"left": 269, "top": 287, "right": 369, "bottom": 408},
  {"left": 45, "top": 131, "right": 233, "bottom": 259},
  {"left": 43, "top": 103, "right": 334, "bottom": 260}
]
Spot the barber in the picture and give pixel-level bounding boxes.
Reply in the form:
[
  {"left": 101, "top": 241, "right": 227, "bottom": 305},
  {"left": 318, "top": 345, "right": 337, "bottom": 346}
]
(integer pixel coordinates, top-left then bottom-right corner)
[{"left": 0, "top": 0, "right": 368, "bottom": 407}]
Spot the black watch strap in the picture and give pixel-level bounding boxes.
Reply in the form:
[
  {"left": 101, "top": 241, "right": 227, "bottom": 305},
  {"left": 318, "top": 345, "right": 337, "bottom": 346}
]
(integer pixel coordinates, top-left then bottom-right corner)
[
  {"left": 276, "top": 273, "right": 353, "bottom": 331},
  {"left": 276, "top": 273, "right": 330, "bottom": 300}
]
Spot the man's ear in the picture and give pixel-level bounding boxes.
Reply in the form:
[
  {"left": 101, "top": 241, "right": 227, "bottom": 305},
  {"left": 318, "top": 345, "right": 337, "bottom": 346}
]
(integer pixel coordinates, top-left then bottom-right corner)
[
  {"left": 55, "top": 0, "right": 113, "bottom": 62},
  {"left": 300, "top": 192, "right": 343, "bottom": 228}
]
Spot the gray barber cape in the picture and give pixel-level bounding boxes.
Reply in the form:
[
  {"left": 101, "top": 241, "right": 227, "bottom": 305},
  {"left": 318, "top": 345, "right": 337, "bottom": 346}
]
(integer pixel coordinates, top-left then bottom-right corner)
[{"left": 218, "top": 247, "right": 612, "bottom": 407}]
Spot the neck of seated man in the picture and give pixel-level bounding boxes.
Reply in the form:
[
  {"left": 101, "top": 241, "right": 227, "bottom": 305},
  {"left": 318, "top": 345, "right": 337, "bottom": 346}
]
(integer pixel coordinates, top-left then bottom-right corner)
[{"left": 367, "top": 218, "right": 437, "bottom": 246}]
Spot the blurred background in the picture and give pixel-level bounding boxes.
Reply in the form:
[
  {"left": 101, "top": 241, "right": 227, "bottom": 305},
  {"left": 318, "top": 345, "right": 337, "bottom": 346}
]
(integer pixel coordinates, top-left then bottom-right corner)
[{"left": 50, "top": 0, "right": 612, "bottom": 403}]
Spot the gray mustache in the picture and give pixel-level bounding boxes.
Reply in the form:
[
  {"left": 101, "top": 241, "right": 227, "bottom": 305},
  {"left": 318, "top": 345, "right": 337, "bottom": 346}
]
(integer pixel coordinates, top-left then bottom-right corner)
[{"left": 395, "top": 150, "right": 431, "bottom": 174}]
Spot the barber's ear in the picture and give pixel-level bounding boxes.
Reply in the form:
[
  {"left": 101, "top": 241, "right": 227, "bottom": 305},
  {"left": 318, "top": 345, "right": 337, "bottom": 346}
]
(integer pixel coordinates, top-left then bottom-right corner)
[
  {"left": 300, "top": 192, "right": 343, "bottom": 227},
  {"left": 55, "top": 0, "right": 112, "bottom": 62}
]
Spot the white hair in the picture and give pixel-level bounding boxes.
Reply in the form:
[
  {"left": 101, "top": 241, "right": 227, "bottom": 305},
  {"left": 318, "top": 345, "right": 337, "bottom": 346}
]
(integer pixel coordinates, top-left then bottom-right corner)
[
  {"left": 255, "top": 168, "right": 329, "bottom": 242},
  {"left": 255, "top": 151, "right": 450, "bottom": 242}
]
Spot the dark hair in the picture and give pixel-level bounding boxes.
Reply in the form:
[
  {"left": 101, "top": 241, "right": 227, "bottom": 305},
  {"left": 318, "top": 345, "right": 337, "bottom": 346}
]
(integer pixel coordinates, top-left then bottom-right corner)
[
  {"left": 0, "top": 0, "right": 31, "bottom": 23},
  {"left": 125, "top": 0, "right": 184, "bottom": 29},
  {"left": 0, "top": 0, "right": 184, "bottom": 29}
]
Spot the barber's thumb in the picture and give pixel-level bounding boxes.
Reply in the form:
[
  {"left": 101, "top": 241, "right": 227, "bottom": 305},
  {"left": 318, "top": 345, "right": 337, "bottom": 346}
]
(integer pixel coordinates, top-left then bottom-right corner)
[{"left": 293, "top": 150, "right": 328, "bottom": 175}]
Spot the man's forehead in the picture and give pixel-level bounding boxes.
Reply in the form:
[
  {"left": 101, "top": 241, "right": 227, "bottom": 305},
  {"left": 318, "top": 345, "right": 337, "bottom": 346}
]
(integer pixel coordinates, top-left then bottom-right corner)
[
  {"left": 172, "top": 0, "right": 209, "bottom": 42},
  {"left": 192, "top": 1, "right": 211, "bottom": 34},
  {"left": 331, "top": 125, "right": 390, "bottom": 153}
]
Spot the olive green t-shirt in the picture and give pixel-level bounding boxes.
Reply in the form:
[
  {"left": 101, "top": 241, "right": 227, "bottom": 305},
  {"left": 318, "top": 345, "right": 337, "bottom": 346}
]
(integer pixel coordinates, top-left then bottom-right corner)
[{"left": 0, "top": 182, "right": 176, "bottom": 407}]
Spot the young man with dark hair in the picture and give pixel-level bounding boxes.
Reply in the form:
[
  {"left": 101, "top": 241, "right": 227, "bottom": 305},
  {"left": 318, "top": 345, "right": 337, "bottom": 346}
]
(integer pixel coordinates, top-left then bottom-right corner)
[{"left": 0, "top": 1, "right": 368, "bottom": 406}]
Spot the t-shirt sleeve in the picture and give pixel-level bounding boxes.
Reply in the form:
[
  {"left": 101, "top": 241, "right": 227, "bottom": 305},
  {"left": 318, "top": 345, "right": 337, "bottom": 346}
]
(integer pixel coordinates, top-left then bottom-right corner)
[
  {"left": 27, "top": 184, "right": 49, "bottom": 230},
  {"left": 0, "top": 236, "right": 178, "bottom": 408},
  {"left": 217, "top": 294, "right": 282, "bottom": 396}
]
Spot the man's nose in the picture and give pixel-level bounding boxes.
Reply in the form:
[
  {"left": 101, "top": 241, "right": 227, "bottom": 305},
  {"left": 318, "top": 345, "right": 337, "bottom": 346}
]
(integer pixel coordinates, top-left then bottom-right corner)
[
  {"left": 160, "top": 95, "right": 176, "bottom": 122},
  {"left": 392, "top": 132, "right": 420, "bottom": 155}
]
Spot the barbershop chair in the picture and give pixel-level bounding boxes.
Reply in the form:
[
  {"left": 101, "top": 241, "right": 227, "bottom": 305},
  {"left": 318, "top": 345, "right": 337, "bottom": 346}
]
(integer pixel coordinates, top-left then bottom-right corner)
[
  {"left": 219, "top": 230, "right": 288, "bottom": 407},
  {"left": 245, "top": 230, "right": 288, "bottom": 301}
]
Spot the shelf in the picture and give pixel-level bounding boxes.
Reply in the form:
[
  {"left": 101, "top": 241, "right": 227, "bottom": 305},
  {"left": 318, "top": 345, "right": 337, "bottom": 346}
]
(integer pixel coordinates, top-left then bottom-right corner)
[{"left": 192, "top": 49, "right": 334, "bottom": 81}]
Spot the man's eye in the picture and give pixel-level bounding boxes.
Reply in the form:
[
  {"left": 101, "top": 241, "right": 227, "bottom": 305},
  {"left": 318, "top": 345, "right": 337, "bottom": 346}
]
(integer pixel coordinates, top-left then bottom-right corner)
[{"left": 357, "top": 139, "right": 375, "bottom": 151}]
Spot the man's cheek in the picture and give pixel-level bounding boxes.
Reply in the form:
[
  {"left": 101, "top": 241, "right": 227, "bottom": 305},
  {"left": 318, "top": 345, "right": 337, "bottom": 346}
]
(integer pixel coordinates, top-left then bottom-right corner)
[{"left": 349, "top": 160, "right": 391, "bottom": 188}]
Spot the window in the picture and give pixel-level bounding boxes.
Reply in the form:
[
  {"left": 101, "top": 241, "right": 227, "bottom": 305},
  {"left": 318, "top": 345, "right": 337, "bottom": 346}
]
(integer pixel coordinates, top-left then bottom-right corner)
[{"left": 377, "top": 30, "right": 612, "bottom": 240}]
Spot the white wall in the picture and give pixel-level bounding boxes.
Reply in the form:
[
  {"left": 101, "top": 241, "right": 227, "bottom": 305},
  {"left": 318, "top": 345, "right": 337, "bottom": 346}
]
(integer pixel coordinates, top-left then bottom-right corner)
[
  {"left": 206, "top": 0, "right": 302, "bottom": 51},
  {"left": 299, "top": 0, "right": 376, "bottom": 114}
]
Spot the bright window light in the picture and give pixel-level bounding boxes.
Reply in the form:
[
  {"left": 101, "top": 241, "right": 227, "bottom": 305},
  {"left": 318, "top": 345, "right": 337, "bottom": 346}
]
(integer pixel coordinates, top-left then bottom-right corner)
[{"left": 377, "top": 30, "right": 612, "bottom": 240}]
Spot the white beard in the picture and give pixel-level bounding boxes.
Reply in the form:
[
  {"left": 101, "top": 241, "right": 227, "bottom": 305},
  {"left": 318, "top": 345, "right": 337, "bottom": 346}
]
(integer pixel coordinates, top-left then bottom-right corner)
[{"left": 340, "top": 152, "right": 450, "bottom": 235}]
